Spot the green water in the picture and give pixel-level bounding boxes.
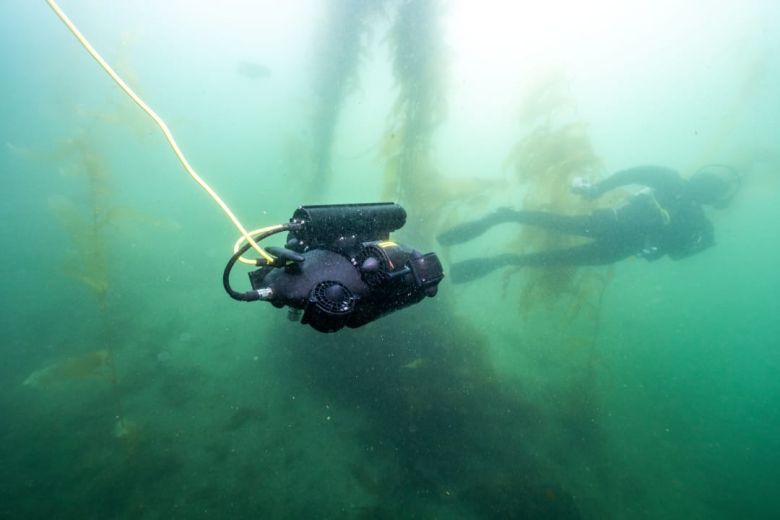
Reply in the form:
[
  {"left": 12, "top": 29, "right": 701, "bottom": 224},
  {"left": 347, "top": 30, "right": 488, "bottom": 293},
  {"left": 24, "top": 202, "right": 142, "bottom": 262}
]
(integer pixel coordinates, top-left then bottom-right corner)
[{"left": 1, "top": 1, "right": 779, "bottom": 518}]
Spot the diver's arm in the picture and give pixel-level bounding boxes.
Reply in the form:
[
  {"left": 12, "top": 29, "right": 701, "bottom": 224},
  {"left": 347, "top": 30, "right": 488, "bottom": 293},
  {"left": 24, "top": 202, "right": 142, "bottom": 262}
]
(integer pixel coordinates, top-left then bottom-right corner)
[{"left": 590, "top": 166, "right": 683, "bottom": 198}]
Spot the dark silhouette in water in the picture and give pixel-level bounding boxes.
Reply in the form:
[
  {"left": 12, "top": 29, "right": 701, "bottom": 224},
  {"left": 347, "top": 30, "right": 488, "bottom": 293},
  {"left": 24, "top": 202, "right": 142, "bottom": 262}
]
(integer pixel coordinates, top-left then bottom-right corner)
[
  {"left": 237, "top": 61, "right": 271, "bottom": 80},
  {"left": 305, "top": 0, "right": 387, "bottom": 195},
  {"left": 271, "top": 299, "right": 591, "bottom": 518},
  {"left": 439, "top": 165, "right": 740, "bottom": 283}
]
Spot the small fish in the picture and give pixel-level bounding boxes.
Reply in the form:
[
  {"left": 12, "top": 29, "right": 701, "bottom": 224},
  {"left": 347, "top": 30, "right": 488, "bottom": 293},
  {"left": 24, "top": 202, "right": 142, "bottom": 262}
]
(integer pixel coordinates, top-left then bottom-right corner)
[
  {"left": 237, "top": 61, "right": 271, "bottom": 80},
  {"left": 114, "top": 418, "right": 139, "bottom": 439},
  {"left": 402, "top": 358, "right": 427, "bottom": 370},
  {"left": 23, "top": 350, "right": 111, "bottom": 387},
  {"left": 5, "top": 141, "right": 34, "bottom": 159}
]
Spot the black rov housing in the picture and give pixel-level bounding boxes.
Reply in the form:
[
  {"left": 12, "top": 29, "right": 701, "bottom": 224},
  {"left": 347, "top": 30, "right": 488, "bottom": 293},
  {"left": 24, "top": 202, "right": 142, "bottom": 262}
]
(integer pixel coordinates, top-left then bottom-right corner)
[{"left": 224, "top": 203, "right": 444, "bottom": 333}]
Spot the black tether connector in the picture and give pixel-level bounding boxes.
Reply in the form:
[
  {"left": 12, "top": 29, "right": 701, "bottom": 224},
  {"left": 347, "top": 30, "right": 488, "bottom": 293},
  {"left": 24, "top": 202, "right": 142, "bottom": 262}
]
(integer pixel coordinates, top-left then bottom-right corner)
[
  {"left": 264, "top": 246, "right": 305, "bottom": 266},
  {"left": 223, "top": 224, "right": 297, "bottom": 301},
  {"left": 223, "top": 241, "right": 259, "bottom": 301}
]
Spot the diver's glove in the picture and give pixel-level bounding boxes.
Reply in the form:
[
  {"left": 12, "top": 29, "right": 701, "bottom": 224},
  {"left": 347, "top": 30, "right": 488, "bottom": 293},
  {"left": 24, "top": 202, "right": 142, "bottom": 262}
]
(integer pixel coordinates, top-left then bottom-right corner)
[{"left": 571, "top": 177, "right": 600, "bottom": 200}]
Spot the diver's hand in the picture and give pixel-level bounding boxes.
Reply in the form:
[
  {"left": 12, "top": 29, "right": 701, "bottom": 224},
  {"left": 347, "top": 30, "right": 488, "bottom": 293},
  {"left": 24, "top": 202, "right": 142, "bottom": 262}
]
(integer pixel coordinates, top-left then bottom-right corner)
[{"left": 571, "top": 177, "right": 600, "bottom": 200}]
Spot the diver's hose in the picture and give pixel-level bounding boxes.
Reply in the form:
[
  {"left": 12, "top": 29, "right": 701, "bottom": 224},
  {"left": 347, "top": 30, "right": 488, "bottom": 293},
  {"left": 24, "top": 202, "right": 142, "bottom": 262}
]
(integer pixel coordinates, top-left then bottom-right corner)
[{"left": 45, "top": 0, "right": 275, "bottom": 265}]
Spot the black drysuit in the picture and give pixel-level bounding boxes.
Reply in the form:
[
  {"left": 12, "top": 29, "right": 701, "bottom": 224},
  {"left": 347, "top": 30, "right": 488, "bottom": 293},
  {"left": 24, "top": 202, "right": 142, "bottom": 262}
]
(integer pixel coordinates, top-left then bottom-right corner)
[{"left": 438, "top": 166, "right": 715, "bottom": 283}]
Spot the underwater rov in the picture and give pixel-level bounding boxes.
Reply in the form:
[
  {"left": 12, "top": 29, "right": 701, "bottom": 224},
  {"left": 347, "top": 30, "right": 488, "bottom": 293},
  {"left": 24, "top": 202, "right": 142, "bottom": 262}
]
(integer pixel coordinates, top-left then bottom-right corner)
[
  {"left": 223, "top": 203, "right": 444, "bottom": 333},
  {"left": 46, "top": 1, "right": 445, "bottom": 333}
]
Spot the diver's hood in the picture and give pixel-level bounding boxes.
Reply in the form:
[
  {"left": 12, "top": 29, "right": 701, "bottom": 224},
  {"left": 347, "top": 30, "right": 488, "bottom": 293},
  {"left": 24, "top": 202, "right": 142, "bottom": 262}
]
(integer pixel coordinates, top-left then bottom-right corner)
[{"left": 688, "top": 164, "right": 740, "bottom": 208}]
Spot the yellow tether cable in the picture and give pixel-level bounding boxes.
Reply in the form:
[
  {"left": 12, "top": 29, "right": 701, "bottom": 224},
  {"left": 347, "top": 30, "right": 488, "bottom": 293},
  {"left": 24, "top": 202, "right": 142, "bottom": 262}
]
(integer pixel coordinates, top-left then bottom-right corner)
[
  {"left": 46, "top": 0, "right": 275, "bottom": 265},
  {"left": 233, "top": 224, "right": 289, "bottom": 265}
]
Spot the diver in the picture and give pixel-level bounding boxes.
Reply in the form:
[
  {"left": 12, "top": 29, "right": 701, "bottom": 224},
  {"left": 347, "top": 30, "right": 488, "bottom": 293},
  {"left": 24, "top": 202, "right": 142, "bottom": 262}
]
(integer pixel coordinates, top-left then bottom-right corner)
[{"left": 437, "top": 165, "right": 740, "bottom": 283}]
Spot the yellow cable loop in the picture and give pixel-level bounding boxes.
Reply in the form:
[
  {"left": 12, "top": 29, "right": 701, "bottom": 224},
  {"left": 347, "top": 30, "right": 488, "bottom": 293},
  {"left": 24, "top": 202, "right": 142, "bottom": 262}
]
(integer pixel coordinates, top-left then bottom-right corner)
[
  {"left": 46, "top": 0, "right": 275, "bottom": 265},
  {"left": 233, "top": 224, "right": 288, "bottom": 265}
]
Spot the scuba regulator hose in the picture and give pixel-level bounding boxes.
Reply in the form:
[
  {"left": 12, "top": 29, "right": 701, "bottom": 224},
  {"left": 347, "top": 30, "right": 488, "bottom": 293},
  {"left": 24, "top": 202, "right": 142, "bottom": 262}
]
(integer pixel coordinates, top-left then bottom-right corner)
[{"left": 46, "top": 0, "right": 277, "bottom": 266}]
